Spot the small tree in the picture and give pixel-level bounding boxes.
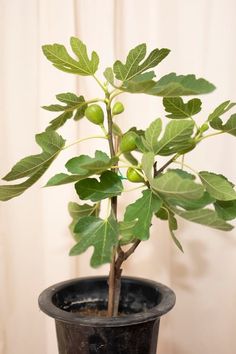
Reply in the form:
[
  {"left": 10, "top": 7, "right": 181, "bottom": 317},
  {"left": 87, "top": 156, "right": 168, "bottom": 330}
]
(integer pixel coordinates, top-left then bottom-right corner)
[{"left": 1, "top": 38, "right": 236, "bottom": 316}]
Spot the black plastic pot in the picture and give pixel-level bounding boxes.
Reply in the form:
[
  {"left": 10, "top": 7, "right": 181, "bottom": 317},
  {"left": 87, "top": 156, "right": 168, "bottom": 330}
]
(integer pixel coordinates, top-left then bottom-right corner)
[{"left": 38, "top": 276, "right": 175, "bottom": 354}]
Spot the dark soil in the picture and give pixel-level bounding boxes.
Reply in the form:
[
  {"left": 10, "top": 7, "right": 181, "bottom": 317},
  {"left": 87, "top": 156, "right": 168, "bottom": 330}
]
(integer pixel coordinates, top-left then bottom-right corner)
[{"left": 71, "top": 307, "right": 126, "bottom": 317}]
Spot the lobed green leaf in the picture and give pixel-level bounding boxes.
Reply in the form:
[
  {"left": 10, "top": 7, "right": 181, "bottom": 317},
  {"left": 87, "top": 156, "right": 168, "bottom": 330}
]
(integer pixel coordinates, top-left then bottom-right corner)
[
  {"left": 103, "top": 67, "right": 115, "bottom": 85},
  {"left": 43, "top": 93, "right": 87, "bottom": 130},
  {"left": 68, "top": 202, "right": 100, "bottom": 237},
  {"left": 42, "top": 37, "right": 99, "bottom": 76},
  {"left": 214, "top": 200, "right": 236, "bottom": 221},
  {"left": 46, "top": 111, "right": 74, "bottom": 131},
  {"left": 208, "top": 100, "right": 236, "bottom": 122},
  {"left": 119, "top": 220, "right": 137, "bottom": 245},
  {"left": 70, "top": 37, "right": 99, "bottom": 75},
  {"left": 70, "top": 215, "right": 118, "bottom": 267},
  {"left": 167, "top": 168, "right": 196, "bottom": 180},
  {"left": 124, "top": 189, "right": 162, "bottom": 240},
  {"left": 151, "top": 170, "right": 204, "bottom": 201},
  {"left": 173, "top": 207, "right": 233, "bottom": 231},
  {"left": 46, "top": 151, "right": 118, "bottom": 186},
  {"left": 46, "top": 173, "right": 85, "bottom": 186},
  {"left": 154, "top": 119, "right": 195, "bottom": 156},
  {"left": 113, "top": 43, "right": 170, "bottom": 82},
  {"left": 167, "top": 191, "right": 214, "bottom": 211},
  {"left": 143, "top": 119, "right": 162, "bottom": 152},
  {"left": 199, "top": 171, "right": 236, "bottom": 201},
  {"left": 163, "top": 97, "right": 202, "bottom": 119},
  {"left": 141, "top": 152, "right": 155, "bottom": 181},
  {"left": 210, "top": 114, "right": 236, "bottom": 137},
  {"left": 75, "top": 171, "right": 123, "bottom": 202},
  {"left": 121, "top": 72, "right": 156, "bottom": 93},
  {"left": 147, "top": 73, "right": 215, "bottom": 96},
  {"left": 66, "top": 151, "right": 116, "bottom": 175},
  {"left": 0, "top": 131, "right": 65, "bottom": 200}
]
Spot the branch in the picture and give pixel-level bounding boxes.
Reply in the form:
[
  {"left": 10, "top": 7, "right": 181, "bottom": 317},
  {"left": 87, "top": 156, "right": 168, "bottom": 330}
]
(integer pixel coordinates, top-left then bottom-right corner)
[
  {"left": 154, "top": 154, "right": 179, "bottom": 177},
  {"left": 124, "top": 240, "right": 141, "bottom": 260},
  {"left": 106, "top": 98, "right": 119, "bottom": 317},
  {"left": 115, "top": 240, "right": 141, "bottom": 271}
]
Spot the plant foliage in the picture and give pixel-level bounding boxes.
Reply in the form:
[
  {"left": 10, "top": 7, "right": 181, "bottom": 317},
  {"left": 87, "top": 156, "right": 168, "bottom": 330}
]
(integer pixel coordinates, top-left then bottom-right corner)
[{"left": 1, "top": 37, "right": 235, "bottom": 272}]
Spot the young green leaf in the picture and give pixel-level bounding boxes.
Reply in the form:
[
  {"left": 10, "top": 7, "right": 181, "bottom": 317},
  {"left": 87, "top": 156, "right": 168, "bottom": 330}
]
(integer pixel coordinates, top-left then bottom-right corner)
[
  {"left": 103, "top": 67, "right": 115, "bottom": 85},
  {"left": 70, "top": 215, "right": 118, "bottom": 267},
  {"left": 46, "top": 151, "right": 118, "bottom": 187},
  {"left": 42, "top": 104, "right": 66, "bottom": 112},
  {"left": 151, "top": 170, "right": 204, "bottom": 200},
  {"left": 68, "top": 202, "right": 100, "bottom": 237},
  {"left": 70, "top": 37, "right": 99, "bottom": 75},
  {"left": 163, "top": 97, "right": 202, "bottom": 119},
  {"left": 173, "top": 208, "right": 233, "bottom": 231},
  {"left": 75, "top": 171, "right": 123, "bottom": 202},
  {"left": 46, "top": 112, "right": 74, "bottom": 131},
  {"left": 42, "top": 37, "right": 99, "bottom": 75},
  {"left": 0, "top": 131, "right": 65, "bottom": 200},
  {"left": 199, "top": 171, "right": 236, "bottom": 201},
  {"left": 208, "top": 101, "right": 236, "bottom": 122},
  {"left": 210, "top": 114, "right": 236, "bottom": 137},
  {"left": 154, "top": 119, "right": 195, "bottom": 155},
  {"left": 113, "top": 43, "right": 170, "bottom": 82},
  {"left": 56, "top": 92, "right": 83, "bottom": 105},
  {"left": 124, "top": 189, "right": 162, "bottom": 240},
  {"left": 43, "top": 93, "right": 87, "bottom": 130},
  {"left": 214, "top": 200, "right": 236, "bottom": 221},
  {"left": 146, "top": 73, "right": 216, "bottom": 96}
]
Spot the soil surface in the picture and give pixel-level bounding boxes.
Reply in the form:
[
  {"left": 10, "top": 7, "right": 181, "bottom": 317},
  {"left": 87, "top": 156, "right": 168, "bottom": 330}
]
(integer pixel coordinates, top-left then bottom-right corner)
[{"left": 71, "top": 308, "right": 126, "bottom": 317}]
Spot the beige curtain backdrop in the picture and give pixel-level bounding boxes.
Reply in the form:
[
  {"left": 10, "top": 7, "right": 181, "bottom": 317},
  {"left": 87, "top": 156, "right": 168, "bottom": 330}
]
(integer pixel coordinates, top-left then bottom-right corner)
[{"left": 0, "top": 0, "right": 236, "bottom": 353}]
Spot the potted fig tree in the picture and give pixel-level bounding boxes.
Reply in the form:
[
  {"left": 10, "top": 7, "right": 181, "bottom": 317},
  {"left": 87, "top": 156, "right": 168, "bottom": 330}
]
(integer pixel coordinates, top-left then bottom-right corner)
[{"left": 1, "top": 37, "right": 236, "bottom": 354}]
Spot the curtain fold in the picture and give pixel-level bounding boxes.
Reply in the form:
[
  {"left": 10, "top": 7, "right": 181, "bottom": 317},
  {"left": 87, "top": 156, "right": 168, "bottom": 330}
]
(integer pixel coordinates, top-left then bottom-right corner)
[{"left": 0, "top": 1, "right": 236, "bottom": 353}]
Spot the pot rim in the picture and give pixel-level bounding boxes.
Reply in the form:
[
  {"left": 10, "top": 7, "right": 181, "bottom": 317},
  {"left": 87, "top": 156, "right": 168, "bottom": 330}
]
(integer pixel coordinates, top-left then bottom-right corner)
[{"left": 38, "top": 276, "right": 176, "bottom": 327}]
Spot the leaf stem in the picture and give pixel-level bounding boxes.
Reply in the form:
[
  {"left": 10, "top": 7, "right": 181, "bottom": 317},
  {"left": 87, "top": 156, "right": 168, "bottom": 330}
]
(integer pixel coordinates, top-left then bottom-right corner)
[
  {"left": 93, "top": 75, "right": 108, "bottom": 93},
  {"left": 100, "top": 124, "right": 109, "bottom": 136},
  {"left": 190, "top": 116, "right": 200, "bottom": 131},
  {"left": 123, "top": 184, "right": 146, "bottom": 193},
  {"left": 63, "top": 135, "right": 108, "bottom": 150},
  {"left": 197, "top": 130, "right": 224, "bottom": 141},
  {"left": 110, "top": 89, "right": 123, "bottom": 102},
  {"left": 115, "top": 240, "right": 141, "bottom": 271},
  {"left": 56, "top": 98, "right": 105, "bottom": 113}
]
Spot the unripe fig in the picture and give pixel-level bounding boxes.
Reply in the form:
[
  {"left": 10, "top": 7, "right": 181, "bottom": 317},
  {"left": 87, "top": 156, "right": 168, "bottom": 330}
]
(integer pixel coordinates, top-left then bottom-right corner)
[
  {"left": 120, "top": 132, "right": 137, "bottom": 153},
  {"left": 112, "top": 102, "right": 125, "bottom": 115},
  {"left": 85, "top": 104, "right": 104, "bottom": 125},
  {"left": 126, "top": 168, "right": 144, "bottom": 183}
]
